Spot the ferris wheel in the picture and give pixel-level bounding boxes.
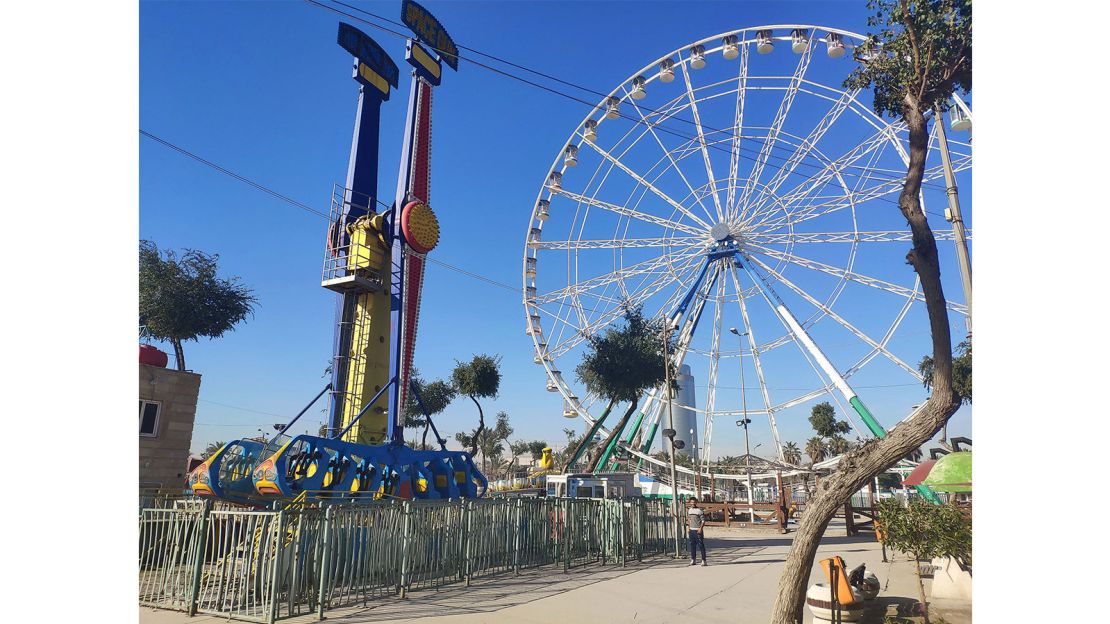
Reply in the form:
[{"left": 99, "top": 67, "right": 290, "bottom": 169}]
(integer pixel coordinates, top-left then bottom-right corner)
[{"left": 521, "top": 25, "right": 972, "bottom": 481}]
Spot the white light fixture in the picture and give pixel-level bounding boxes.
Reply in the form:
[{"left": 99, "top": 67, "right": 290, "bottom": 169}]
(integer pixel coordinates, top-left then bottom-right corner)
[
  {"left": 826, "top": 32, "right": 846, "bottom": 58},
  {"left": 791, "top": 28, "right": 809, "bottom": 53},
  {"left": 536, "top": 198, "right": 550, "bottom": 221},
  {"left": 630, "top": 75, "right": 647, "bottom": 100},
  {"left": 756, "top": 30, "right": 774, "bottom": 54},
  {"left": 689, "top": 44, "right": 706, "bottom": 69},
  {"left": 658, "top": 58, "right": 675, "bottom": 83},
  {"left": 605, "top": 96, "right": 621, "bottom": 120},
  {"left": 583, "top": 119, "right": 598, "bottom": 142},
  {"left": 950, "top": 103, "right": 972, "bottom": 132},
  {"left": 564, "top": 144, "right": 579, "bottom": 167},
  {"left": 722, "top": 35, "right": 739, "bottom": 60}
]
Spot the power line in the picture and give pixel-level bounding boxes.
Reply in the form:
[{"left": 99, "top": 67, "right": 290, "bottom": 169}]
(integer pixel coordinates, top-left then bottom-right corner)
[
  {"left": 141, "top": 130, "right": 527, "bottom": 296},
  {"left": 140, "top": 130, "right": 330, "bottom": 220},
  {"left": 308, "top": 0, "right": 956, "bottom": 196}
]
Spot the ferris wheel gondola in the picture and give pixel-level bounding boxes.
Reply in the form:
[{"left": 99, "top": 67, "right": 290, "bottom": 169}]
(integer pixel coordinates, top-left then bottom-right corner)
[{"left": 522, "top": 25, "right": 971, "bottom": 486}]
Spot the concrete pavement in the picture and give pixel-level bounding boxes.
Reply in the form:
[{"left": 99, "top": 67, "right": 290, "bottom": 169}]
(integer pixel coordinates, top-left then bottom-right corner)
[{"left": 139, "top": 519, "right": 969, "bottom": 624}]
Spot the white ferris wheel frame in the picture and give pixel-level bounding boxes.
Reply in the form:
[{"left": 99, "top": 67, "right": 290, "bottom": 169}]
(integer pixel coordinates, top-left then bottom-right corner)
[{"left": 521, "top": 24, "right": 972, "bottom": 482}]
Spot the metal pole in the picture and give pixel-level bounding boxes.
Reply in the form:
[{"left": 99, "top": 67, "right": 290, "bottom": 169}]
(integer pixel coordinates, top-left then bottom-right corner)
[
  {"left": 731, "top": 328, "right": 755, "bottom": 525},
  {"left": 935, "top": 107, "right": 972, "bottom": 335},
  {"left": 662, "top": 324, "right": 680, "bottom": 558}
]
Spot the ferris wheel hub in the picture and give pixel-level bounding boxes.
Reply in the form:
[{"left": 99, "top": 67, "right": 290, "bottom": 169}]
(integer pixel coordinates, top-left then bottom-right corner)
[{"left": 710, "top": 222, "right": 732, "bottom": 242}]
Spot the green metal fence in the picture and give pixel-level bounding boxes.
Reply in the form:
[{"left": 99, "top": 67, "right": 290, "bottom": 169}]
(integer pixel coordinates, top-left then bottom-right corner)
[{"left": 140, "top": 497, "right": 685, "bottom": 623}]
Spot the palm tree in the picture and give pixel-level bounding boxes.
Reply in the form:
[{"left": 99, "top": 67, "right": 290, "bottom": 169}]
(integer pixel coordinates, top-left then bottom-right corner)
[
  {"left": 566, "top": 307, "right": 672, "bottom": 473},
  {"left": 827, "top": 436, "right": 853, "bottom": 456},
  {"left": 804, "top": 437, "right": 827, "bottom": 465},
  {"left": 782, "top": 442, "right": 802, "bottom": 466},
  {"left": 201, "top": 441, "right": 225, "bottom": 460}
]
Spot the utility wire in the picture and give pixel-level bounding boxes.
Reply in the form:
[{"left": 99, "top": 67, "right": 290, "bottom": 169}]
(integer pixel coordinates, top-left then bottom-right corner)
[{"left": 309, "top": 0, "right": 958, "bottom": 195}]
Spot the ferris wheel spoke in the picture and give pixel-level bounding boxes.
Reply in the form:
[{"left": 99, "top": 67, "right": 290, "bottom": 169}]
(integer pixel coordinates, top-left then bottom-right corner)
[
  {"left": 550, "top": 187, "right": 705, "bottom": 237},
  {"left": 741, "top": 259, "right": 871, "bottom": 438},
  {"left": 725, "top": 262, "right": 784, "bottom": 459},
  {"left": 746, "top": 254, "right": 923, "bottom": 380},
  {"left": 545, "top": 255, "right": 705, "bottom": 360},
  {"left": 747, "top": 230, "right": 969, "bottom": 245},
  {"left": 534, "top": 235, "right": 706, "bottom": 251},
  {"left": 736, "top": 38, "right": 815, "bottom": 218},
  {"left": 757, "top": 152, "right": 971, "bottom": 232},
  {"left": 698, "top": 273, "right": 726, "bottom": 471},
  {"left": 678, "top": 62, "right": 726, "bottom": 221},
  {"left": 743, "top": 87, "right": 861, "bottom": 222},
  {"left": 578, "top": 141, "right": 714, "bottom": 234},
  {"left": 725, "top": 45, "right": 750, "bottom": 214},
  {"left": 536, "top": 247, "right": 700, "bottom": 306},
  {"left": 622, "top": 89, "right": 719, "bottom": 227},
  {"left": 749, "top": 123, "right": 894, "bottom": 229},
  {"left": 748, "top": 243, "right": 968, "bottom": 315}
]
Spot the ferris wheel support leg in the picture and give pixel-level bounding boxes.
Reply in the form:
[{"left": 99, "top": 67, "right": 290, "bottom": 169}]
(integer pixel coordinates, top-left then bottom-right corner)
[
  {"left": 736, "top": 258, "right": 942, "bottom": 504},
  {"left": 566, "top": 404, "right": 613, "bottom": 470}
]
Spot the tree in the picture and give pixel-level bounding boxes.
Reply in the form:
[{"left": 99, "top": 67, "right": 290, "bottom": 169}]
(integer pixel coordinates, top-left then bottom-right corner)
[
  {"left": 782, "top": 442, "right": 802, "bottom": 466},
  {"left": 827, "top": 436, "right": 854, "bottom": 456},
  {"left": 526, "top": 440, "right": 549, "bottom": 468},
  {"left": 566, "top": 307, "right": 672, "bottom": 473},
  {"left": 139, "top": 240, "right": 258, "bottom": 371},
  {"left": 919, "top": 340, "right": 972, "bottom": 404},
  {"left": 405, "top": 371, "right": 456, "bottom": 449},
  {"left": 508, "top": 440, "right": 530, "bottom": 472},
  {"left": 461, "top": 410, "right": 513, "bottom": 475},
  {"left": 877, "top": 499, "right": 972, "bottom": 622},
  {"left": 557, "top": 427, "right": 595, "bottom": 470},
  {"left": 804, "top": 437, "right": 828, "bottom": 465},
  {"left": 808, "top": 402, "right": 851, "bottom": 438},
  {"left": 201, "top": 441, "right": 225, "bottom": 460},
  {"left": 451, "top": 354, "right": 502, "bottom": 456},
  {"left": 772, "top": 3, "right": 971, "bottom": 621}
]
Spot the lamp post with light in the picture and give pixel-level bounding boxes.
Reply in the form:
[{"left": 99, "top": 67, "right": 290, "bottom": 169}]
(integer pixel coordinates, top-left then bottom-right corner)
[{"left": 729, "top": 327, "right": 756, "bottom": 524}]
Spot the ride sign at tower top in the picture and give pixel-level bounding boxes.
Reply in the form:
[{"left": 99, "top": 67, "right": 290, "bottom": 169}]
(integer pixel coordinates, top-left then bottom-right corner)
[{"left": 401, "top": 0, "right": 459, "bottom": 71}]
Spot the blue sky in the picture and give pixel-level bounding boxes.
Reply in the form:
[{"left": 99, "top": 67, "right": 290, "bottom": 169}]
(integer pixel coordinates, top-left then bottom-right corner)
[{"left": 139, "top": 0, "right": 971, "bottom": 458}]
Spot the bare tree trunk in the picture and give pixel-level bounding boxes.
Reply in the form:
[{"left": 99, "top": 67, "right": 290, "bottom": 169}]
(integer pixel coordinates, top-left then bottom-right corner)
[
  {"left": 585, "top": 399, "right": 638, "bottom": 473},
  {"left": 914, "top": 557, "right": 931, "bottom": 623},
  {"left": 769, "top": 104, "right": 961, "bottom": 623},
  {"left": 468, "top": 395, "right": 484, "bottom": 457},
  {"left": 171, "top": 338, "right": 185, "bottom": 371}
]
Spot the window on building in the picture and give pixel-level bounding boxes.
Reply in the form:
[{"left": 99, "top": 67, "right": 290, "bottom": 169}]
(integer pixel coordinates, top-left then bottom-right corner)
[{"left": 139, "top": 400, "right": 161, "bottom": 437}]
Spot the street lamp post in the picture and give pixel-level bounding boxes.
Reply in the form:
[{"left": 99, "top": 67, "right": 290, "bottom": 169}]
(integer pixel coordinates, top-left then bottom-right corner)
[
  {"left": 661, "top": 323, "right": 681, "bottom": 558},
  {"left": 729, "top": 328, "right": 756, "bottom": 525}
]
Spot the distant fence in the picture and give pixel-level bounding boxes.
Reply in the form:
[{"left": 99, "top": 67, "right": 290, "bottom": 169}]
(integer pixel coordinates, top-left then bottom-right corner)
[{"left": 139, "top": 497, "right": 686, "bottom": 623}]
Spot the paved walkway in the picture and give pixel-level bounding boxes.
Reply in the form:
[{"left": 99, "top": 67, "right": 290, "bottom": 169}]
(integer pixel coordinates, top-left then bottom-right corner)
[{"left": 139, "top": 520, "right": 969, "bottom": 624}]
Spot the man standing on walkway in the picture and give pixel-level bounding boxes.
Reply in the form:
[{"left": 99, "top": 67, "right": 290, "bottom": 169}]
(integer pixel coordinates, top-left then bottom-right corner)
[{"left": 687, "top": 498, "right": 707, "bottom": 566}]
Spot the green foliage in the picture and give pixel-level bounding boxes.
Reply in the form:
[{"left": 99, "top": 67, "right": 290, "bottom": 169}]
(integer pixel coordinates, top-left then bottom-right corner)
[
  {"left": 574, "top": 307, "right": 672, "bottom": 404},
  {"left": 782, "top": 441, "right": 802, "bottom": 465},
  {"left": 878, "top": 472, "right": 903, "bottom": 489},
  {"left": 844, "top": 0, "right": 972, "bottom": 118},
  {"left": 201, "top": 441, "right": 225, "bottom": 460},
  {"left": 805, "top": 436, "right": 828, "bottom": 464},
  {"left": 809, "top": 402, "right": 851, "bottom": 438},
  {"left": 828, "top": 436, "right": 855, "bottom": 456},
  {"left": 877, "top": 498, "right": 972, "bottom": 566},
  {"left": 652, "top": 450, "right": 695, "bottom": 470},
  {"left": 139, "top": 240, "right": 258, "bottom": 370},
  {"left": 919, "top": 340, "right": 972, "bottom": 404},
  {"left": 526, "top": 440, "right": 549, "bottom": 464},
  {"left": 460, "top": 411, "right": 514, "bottom": 476},
  {"left": 451, "top": 353, "right": 502, "bottom": 455},
  {"left": 451, "top": 354, "right": 502, "bottom": 400}
]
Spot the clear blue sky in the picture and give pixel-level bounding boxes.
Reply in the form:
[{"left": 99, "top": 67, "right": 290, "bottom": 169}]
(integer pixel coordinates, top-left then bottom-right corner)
[{"left": 139, "top": 0, "right": 971, "bottom": 458}]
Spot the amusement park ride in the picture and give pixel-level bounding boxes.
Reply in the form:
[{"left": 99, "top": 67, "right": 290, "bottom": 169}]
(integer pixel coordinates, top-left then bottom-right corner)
[
  {"left": 188, "top": 1, "right": 487, "bottom": 506},
  {"left": 523, "top": 26, "right": 972, "bottom": 504},
  {"left": 185, "top": 11, "right": 972, "bottom": 509}
]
